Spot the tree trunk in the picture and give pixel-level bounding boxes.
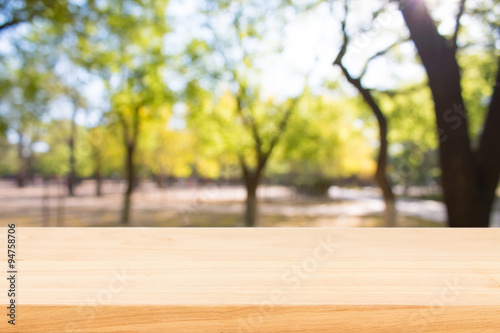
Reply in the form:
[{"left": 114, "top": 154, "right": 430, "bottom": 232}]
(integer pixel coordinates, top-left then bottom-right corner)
[
  {"left": 375, "top": 170, "right": 397, "bottom": 227},
  {"left": 42, "top": 178, "right": 50, "bottom": 227},
  {"left": 26, "top": 150, "right": 34, "bottom": 185},
  {"left": 95, "top": 154, "right": 102, "bottom": 197},
  {"left": 334, "top": 63, "right": 397, "bottom": 227},
  {"left": 399, "top": 0, "right": 500, "bottom": 227},
  {"left": 120, "top": 142, "right": 135, "bottom": 226},
  {"left": 374, "top": 106, "right": 397, "bottom": 228},
  {"left": 474, "top": 58, "right": 500, "bottom": 226},
  {"left": 67, "top": 106, "right": 77, "bottom": 197},
  {"left": 57, "top": 176, "right": 65, "bottom": 227},
  {"left": 244, "top": 177, "right": 258, "bottom": 227},
  {"left": 67, "top": 136, "right": 76, "bottom": 196},
  {"left": 384, "top": 194, "right": 397, "bottom": 228},
  {"left": 156, "top": 172, "right": 165, "bottom": 188},
  {"left": 16, "top": 132, "right": 26, "bottom": 188},
  {"left": 95, "top": 175, "right": 102, "bottom": 197}
]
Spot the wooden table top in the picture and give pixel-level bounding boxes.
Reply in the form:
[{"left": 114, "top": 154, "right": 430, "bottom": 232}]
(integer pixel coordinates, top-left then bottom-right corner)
[{"left": 1, "top": 228, "right": 499, "bottom": 332}]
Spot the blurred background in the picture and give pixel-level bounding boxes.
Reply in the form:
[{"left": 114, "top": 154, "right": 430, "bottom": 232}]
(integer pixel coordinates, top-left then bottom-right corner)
[{"left": 0, "top": 0, "right": 498, "bottom": 227}]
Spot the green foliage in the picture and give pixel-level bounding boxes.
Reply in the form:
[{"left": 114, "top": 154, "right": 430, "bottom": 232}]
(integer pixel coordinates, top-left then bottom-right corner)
[
  {"left": 0, "top": 49, "right": 53, "bottom": 131},
  {"left": 0, "top": 0, "right": 498, "bottom": 199},
  {"left": 273, "top": 93, "right": 375, "bottom": 182},
  {"left": 0, "top": 0, "right": 75, "bottom": 32},
  {"left": 459, "top": 52, "right": 498, "bottom": 142},
  {"left": 0, "top": 135, "right": 16, "bottom": 175}
]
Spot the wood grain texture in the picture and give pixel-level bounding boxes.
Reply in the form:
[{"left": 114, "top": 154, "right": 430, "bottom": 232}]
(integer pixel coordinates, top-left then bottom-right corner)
[{"left": 1, "top": 228, "right": 500, "bottom": 332}]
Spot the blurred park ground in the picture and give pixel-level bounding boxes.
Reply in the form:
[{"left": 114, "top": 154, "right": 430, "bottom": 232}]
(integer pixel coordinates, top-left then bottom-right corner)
[{"left": 4, "top": 179, "right": 498, "bottom": 227}]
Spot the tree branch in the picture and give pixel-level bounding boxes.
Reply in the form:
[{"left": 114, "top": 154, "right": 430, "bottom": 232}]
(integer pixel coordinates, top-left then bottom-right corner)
[
  {"left": 116, "top": 111, "right": 130, "bottom": 146},
  {"left": 132, "top": 105, "right": 140, "bottom": 142},
  {"left": 238, "top": 153, "right": 250, "bottom": 182},
  {"left": 236, "top": 91, "right": 263, "bottom": 161},
  {"left": 0, "top": 0, "right": 62, "bottom": 33},
  {"left": 452, "top": 0, "right": 466, "bottom": 52},
  {"left": 334, "top": 0, "right": 404, "bottom": 80},
  {"left": 0, "top": 17, "right": 23, "bottom": 32},
  {"left": 261, "top": 96, "right": 301, "bottom": 167},
  {"left": 333, "top": 0, "right": 395, "bottom": 212},
  {"left": 333, "top": 0, "right": 348, "bottom": 67},
  {"left": 359, "top": 38, "right": 408, "bottom": 78}
]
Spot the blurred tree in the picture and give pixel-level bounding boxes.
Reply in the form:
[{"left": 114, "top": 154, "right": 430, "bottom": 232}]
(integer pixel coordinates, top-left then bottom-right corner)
[
  {"left": 112, "top": 70, "right": 172, "bottom": 225},
  {"left": 1, "top": 0, "right": 89, "bottom": 192},
  {"left": 237, "top": 90, "right": 303, "bottom": 226},
  {"left": 0, "top": 134, "right": 16, "bottom": 176},
  {"left": 36, "top": 119, "right": 80, "bottom": 178},
  {"left": 398, "top": 0, "right": 500, "bottom": 227},
  {"left": 87, "top": 117, "right": 107, "bottom": 197},
  {"left": 332, "top": 0, "right": 409, "bottom": 227},
  {"left": 275, "top": 93, "right": 375, "bottom": 195},
  {"left": 187, "top": 81, "right": 304, "bottom": 226},
  {"left": 62, "top": 89, "right": 87, "bottom": 196},
  {"left": 0, "top": 46, "right": 53, "bottom": 186},
  {"left": 71, "top": 0, "right": 173, "bottom": 225},
  {"left": 185, "top": 0, "right": 307, "bottom": 226}
]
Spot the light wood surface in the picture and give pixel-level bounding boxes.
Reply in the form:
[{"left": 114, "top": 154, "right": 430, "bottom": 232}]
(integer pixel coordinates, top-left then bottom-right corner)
[{"left": 1, "top": 228, "right": 500, "bottom": 332}]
